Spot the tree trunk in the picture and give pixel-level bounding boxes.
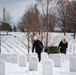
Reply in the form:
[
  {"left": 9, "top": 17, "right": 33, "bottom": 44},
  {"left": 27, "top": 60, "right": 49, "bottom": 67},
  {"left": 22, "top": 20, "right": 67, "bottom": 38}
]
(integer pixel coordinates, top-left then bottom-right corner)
[{"left": 27, "top": 32, "right": 30, "bottom": 53}]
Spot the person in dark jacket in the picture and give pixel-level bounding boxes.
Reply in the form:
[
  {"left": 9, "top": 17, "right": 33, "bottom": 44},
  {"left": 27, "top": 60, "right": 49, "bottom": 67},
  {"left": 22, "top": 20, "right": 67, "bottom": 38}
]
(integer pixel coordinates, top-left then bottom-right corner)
[
  {"left": 32, "top": 36, "right": 43, "bottom": 62},
  {"left": 58, "top": 38, "right": 68, "bottom": 54}
]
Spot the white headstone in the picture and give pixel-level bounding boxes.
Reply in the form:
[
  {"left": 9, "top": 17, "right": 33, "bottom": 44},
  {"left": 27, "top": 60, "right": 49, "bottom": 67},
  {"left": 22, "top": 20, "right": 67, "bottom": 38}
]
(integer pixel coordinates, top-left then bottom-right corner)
[
  {"left": 0, "top": 60, "right": 7, "bottom": 75},
  {"left": 66, "top": 53, "right": 73, "bottom": 60},
  {"left": 42, "top": 59, "right": 54, "bottom": 75},
  {"left": 19, "top": 55, "right": 27, "bottom": 67},
  {"left": 73, "top": 52, "right": 76, "bottom": 57},
  {"left": 60, "top": 53, "right": 66, "bottom": 62},
  {"left": 0, "top": 54, "right": 11, "bottom": 62},
  {"left": 49, "top": 54, "right": 61, "bottom": 67},
  {"left": 41, "top": 52, "right": 48, "bottom": 62},
  {"left": 5, "top": 54, "right": 11, "bottom": 62},
  {"left": 11, "top": 54, "right": 18, "bottom": 64},
  {"left": 27, "top": 53, "right": 38, "bottom": 62},
  {"left": 70, "top": 57, "right": 76, "bottom": 72},
  {"left": 29, "top": 56, "right": 38, "bottom": 71},
  {"left": 25, "top": 53, "right": 30, "bottom": 62},
  {"left": 30, "top": 53, "right": 38, "bottom": 57},
  {"left": 0, "top": 54, "right": 6, "bottom": 60}
]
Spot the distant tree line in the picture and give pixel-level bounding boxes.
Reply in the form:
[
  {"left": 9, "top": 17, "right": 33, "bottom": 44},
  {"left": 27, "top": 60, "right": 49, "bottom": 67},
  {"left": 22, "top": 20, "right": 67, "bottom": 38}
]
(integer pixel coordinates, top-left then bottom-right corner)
[
  {"left": 0, "top": 22, "right": 17, "bottom": 32},
  {"left": 0, "top": 11, "right": 17, "bottom": 32},
  {"left": 0, "top": 22, "right": 12, "bottom": 31}
]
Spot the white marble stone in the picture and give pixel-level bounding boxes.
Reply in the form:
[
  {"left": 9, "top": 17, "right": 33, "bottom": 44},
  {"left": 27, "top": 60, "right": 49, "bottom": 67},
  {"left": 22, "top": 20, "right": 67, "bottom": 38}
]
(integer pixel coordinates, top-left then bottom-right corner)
[
  {"left": 29, "top": 55, "right": 38, "bottom": 71},
  {"left": 0, "top": 54, "right": 6, "bottom": 60},
  {"left": 11, "top": 54, "right": 18, "bottom": 64},
  {"left": 0, "top": 54, "right": 11, "bottom": 62},
  {"left": 5, "top": 54, "right": 11, "bottom": 62},
  {"left": 25, "top": 53, "right": 30, "bottom": 62},
  {"left": 41, "top": 52, "right": 48, "bottom": 62},
  {"left": 70, "top": 57, "right": 76, "bottom": 72},
  {"left": 42, "top": 59, "right": 54, "bottom": 75},
  {"left": 27, "top": 53, "right": 38, "bottom": 62},
  {"left": 73, "top": 52, "right": 76, "bottom": 57},
  {"left": 49, "top": 54, "right": 61, "bottom": 67},
  {"left": 60, "top": 53, "right": 66, "bottom": 62},
  {"left": 0, "top": 60, "right": 7, "bottom": 75},
  {"left": 30, "top": 53, "right": 38, "bottom": 57},
  {"left": 19, "top": 55, "right": 27, "bottom": 67},
  {"left": 66, "top": 53, "right": 73, "bottom": 60}
]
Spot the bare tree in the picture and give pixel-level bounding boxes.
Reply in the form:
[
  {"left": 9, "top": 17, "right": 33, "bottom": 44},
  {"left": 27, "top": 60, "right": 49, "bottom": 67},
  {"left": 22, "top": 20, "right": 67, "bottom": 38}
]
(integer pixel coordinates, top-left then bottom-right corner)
[
  {"left": 56, "top": 0, "right": 76, "bottom": 36},
  {"left": 66, "top": 1, "right": 76, "bottom": 38},
  {"left": 36, "top": 0, "right": 57, "bottom": 46},
  {"left": 56, "top": 0, "right": 70, "bottom": 35},
  {"left": 18, "top": 5, "right": 45, "bottom": 52},
  {"left": 18, "top": 5, "right": 45, "bottom": 32}
]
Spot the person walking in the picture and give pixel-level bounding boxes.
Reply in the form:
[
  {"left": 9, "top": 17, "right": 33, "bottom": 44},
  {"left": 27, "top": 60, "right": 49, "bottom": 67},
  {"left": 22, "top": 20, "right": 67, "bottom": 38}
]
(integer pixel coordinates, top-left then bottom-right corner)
[
  {"left": 58, "top": 37, "right": 68, "bottom": 54},
  {"left": 32, "top": 36, "right": 43, "bottom": 62}
]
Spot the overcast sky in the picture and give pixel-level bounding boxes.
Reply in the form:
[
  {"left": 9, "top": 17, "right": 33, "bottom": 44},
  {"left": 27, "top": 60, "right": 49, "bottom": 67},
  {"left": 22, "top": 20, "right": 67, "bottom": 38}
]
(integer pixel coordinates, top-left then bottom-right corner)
[{"left": 0, "top": 0, "right": 36, "bottom": 24}]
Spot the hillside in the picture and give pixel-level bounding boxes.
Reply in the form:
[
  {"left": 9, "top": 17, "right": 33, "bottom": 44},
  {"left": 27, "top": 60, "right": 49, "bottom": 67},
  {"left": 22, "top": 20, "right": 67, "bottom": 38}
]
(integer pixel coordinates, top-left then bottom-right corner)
[{"left": 1, "top": 32, "right": 74, "bottom": 54}]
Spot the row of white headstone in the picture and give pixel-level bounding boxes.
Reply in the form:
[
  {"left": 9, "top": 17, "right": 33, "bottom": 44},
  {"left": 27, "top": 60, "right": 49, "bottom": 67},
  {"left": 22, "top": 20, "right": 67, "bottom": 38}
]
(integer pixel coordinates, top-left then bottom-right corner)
[
  {"left": 0, "top": 52, "right": 54, "bottom": 75},
  {"left": 25, "top": 52, "right": 76, "bottom": 72},
  {"left": 0, "top": 52, "right": 67, "bottom": 75},
  {"left": 0, "top": 52, "right": 76, "bottom": 75}
]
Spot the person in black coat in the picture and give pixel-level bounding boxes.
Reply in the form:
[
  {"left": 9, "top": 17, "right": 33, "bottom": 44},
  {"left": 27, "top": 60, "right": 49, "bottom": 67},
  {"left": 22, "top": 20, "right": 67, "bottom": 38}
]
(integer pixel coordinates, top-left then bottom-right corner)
[
  {"left": 32, "top": 36, "right": 43, "bottom": 62},
  {"left": 58, "top": 38, "right": 68, "bottom": 54}
]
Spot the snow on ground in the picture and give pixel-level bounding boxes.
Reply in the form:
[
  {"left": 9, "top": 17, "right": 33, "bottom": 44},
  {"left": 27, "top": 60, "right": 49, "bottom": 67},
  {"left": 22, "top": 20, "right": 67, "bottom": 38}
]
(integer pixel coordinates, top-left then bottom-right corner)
[
  {"left": 6, "top": 59, "right": 76, "bottom": 75},
  {"left": 1, "top": 32, "right": 74, "bottom": 54},
  {"left": 0, "top": 32, "right": 76, "bottom": 75}
]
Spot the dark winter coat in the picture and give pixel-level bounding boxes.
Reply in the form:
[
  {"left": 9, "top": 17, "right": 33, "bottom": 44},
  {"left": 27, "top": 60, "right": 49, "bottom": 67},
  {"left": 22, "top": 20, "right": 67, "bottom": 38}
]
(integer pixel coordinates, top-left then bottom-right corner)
[
  {"left": 32, "top": 40, "right": 43, "bottom": 53},
  {"left": 58, "top": 41, "right": 68, "bottom": 54}
]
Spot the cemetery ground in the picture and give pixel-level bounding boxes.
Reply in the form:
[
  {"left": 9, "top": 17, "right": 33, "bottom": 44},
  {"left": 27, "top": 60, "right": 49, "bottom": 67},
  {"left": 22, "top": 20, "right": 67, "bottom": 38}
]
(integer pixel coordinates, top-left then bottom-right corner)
[
  {"left": 0, "top": 53, "right": 76, "bottom": 75},
  {"left": 0, "top": 32, "right": 76, "bottom": 75}
]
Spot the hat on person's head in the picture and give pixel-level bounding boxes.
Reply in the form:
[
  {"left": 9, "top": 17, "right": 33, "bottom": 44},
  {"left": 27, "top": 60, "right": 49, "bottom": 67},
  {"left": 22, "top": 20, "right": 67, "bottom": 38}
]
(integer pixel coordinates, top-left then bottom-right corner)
[{"left": 34, "top": 36, "right": 37, "bottom": 40}]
